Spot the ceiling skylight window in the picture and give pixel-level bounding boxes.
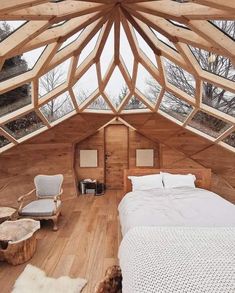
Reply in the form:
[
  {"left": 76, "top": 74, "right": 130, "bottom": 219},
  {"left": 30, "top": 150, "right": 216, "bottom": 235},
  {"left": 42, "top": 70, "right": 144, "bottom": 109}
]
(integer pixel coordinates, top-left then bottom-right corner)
[
  {"left": 136, "top": 64, "right": 162, "bottom": 104},
  {"left": 0, "top": 84, "right": 31, "bottom": 118},
  {"left": 159, "top": 92, "right": 193, "bottom": 123},
  {"left": 39, "top": 58, "right": 71, "bottom": 97},
  {"left": 188, "top": 111, "right": 231, "bottom": 138},
  {"left": 40, "top": 92, "right": 74, "bottom": 123},
  {"left": 73, "top": 65, "right": 98, "bottom": 104},
  {"left": 2, "top": 112, "right": 45, "bottom": 139}
]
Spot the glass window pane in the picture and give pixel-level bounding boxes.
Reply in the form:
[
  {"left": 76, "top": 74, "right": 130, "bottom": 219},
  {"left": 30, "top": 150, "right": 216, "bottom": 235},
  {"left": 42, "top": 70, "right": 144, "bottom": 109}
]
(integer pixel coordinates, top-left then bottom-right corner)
[
  {"left": 39, "top": 58, "right": 71, "bottom": 97},
  {"left": 159, "top": 92, "right": 193, "bottom": 122},
  {"left": 0, "top": 84, "right": 31, "bottom": 118},
  {"left": 189, "top": 111, "right": 231, "bottom": 138},
  {"left": 136, "top": 63, "right": 162, "bottom": 104},
  {"left": 0, "top": 135, "right": 10, "bottom": 148},
  {"left": 105, "top": 66, "right": 128, "bottom": 108},
  {"left": 163, "top": 57, "right": 196, "bottom": 97},
  {"left": 189, "top": 46, "right": 235, "bottom": 81},
  {"left": 222, "top": 132, "right": 235, "bottom": 148},
  {"left": 0, "top": 46, "right": 46, "bottom": 82},
  {"left": 40, "top": 92, "right": 74, "bottom": 123},
  {"left": 88, "top": 96, "right": 111, "bottom": 110},
  {"left": 120, "top": 24, "right": 134, "bottom": 76},
  {"left": 73, "top": 65, "right": 98, "bottom": 104},
  {"left": 202, "top": 82, "right": 235, "bottom": 118},
  {"left": 125, "top": 96, "right": 147, "bottom": 110},
  {"left": 3, "top": 112, "right": 44, "bottom": 139}
]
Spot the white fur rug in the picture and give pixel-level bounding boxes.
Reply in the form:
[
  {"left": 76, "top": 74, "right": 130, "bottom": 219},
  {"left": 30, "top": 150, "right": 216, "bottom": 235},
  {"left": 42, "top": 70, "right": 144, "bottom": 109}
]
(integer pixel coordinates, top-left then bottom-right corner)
[{"left": 12, "top": 264, "right": 87, "bottom": 293}]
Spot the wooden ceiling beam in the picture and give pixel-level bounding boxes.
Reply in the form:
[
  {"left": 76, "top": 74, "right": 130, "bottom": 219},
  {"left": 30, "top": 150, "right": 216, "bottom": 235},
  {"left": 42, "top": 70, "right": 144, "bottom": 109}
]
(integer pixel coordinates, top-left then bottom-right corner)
[
  {"left": 0, "top": 0, "right": 49, "bottom": 13},
  {"left": 0, "top": 20, "right": 51, "bottom": 58},
  {"left": 0, "top": 1, "right": 113, "bottom": 21},
  {"left": 123, "top": 1, "right": 234, "bottom": 21},
  {"left": 18, "top": 11, "right": 107, "bottom": 55},
  {"left": 189, "top": 0, "right": 235, "bottom": 11}
]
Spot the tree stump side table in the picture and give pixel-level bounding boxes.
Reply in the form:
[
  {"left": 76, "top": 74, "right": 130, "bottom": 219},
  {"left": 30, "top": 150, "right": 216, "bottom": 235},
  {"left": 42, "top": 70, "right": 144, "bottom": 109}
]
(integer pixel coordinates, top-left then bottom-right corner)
[
  {"left": 0, "top": 207, "right": 16, "bottom": 224},
  {"left": 0, "top": 219, "right": 40, "bottom": 265}
]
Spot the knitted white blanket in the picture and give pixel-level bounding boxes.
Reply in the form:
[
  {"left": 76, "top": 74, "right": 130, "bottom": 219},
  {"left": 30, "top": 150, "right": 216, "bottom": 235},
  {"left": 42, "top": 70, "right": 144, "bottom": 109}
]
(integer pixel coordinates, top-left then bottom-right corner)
[{"left": 118, "top": 227, "right": 235, "bottom": 293}]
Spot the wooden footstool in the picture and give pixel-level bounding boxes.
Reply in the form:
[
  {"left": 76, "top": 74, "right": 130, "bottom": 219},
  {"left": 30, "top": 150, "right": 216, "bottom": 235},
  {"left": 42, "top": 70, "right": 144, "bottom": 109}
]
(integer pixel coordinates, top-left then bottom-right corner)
[{"left": 0, "top": 219, "right": 40, "bottom": 265}]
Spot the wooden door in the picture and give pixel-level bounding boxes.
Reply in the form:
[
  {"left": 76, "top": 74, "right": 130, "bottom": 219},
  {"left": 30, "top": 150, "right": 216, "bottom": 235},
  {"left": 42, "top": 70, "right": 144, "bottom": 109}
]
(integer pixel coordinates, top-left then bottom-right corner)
[{"left": 105, "top": 125, "right": 128, "bottom": 189}]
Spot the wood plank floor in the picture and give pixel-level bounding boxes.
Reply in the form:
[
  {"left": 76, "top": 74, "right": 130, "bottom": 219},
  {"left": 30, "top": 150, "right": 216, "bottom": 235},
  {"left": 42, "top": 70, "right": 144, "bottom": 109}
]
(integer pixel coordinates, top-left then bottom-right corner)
[{"left": 0, "top": 191, "right": 123, "bottom": 292}]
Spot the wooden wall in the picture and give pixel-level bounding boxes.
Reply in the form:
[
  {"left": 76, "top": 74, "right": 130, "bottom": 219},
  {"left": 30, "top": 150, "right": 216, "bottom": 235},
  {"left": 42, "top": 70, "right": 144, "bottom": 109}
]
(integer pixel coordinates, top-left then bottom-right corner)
[
  {"left": 74, "top": 124, "right": 160, "bottom": 189},
  {"left": 0, "top": 112, "right": 234, "bottom": 205},
  {"left": 121, "top": 113, "right": 235, "bottom": 203},
  {"left": 75, "top": 129, "right": 105, "bottom": 184},
  {"left": 0, "top": 114, "right": 114, "bottom": 207}
]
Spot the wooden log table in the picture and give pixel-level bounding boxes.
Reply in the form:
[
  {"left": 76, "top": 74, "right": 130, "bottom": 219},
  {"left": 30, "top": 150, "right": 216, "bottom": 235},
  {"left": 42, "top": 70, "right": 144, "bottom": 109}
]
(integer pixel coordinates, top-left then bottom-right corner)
[
  {"left": 0, "top": 207, "right": 16, "bottom": 223},
  {"left": 0, "top": 219, "right": 40, "bottom": 265}
]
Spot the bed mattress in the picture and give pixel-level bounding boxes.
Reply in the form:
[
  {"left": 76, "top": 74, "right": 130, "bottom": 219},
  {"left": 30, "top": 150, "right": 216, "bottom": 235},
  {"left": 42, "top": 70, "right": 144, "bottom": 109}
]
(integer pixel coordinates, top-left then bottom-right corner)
[
  {"left": 118, "top": 226, "right": 235, "bottom": 293},
  {"left": 118, "top": 187, "right": 235, "bottom": 235}
]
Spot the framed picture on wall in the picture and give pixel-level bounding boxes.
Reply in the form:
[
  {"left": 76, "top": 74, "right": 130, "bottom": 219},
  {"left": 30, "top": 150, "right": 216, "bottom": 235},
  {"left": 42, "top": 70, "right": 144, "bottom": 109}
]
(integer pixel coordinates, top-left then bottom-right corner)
[
  {"left": 80, "top": 150, "right": 98, "bottom": 167},
  {"left": 136, "top": 149, "right": 154, "bottom": 167}
]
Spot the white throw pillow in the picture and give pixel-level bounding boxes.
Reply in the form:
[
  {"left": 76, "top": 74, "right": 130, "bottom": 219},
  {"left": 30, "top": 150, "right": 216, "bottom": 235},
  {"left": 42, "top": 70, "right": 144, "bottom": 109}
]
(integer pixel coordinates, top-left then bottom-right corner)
[
  {"left": 128, "top": 174, "right": 164, "bottom": 191},
  {"left": 161, "top": 172, "right": 196, "bottom": 188}
]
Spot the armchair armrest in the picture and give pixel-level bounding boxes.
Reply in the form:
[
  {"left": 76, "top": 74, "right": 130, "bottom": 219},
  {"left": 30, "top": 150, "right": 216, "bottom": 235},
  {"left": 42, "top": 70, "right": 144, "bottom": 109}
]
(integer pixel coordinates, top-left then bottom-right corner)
[
  {"left": 18, "top": 189, "right": 36, "bottom": 203},
  {"left": 17, "top": 188, "right": 36, "bottom": 212}
]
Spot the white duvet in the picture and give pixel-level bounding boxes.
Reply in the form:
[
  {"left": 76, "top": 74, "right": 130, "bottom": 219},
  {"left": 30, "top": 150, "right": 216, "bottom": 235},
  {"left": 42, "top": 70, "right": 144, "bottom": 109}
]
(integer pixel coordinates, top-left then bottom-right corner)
[
  {"left": 118, "top": 187, "right": 235, "bottom": 235},
  {"left": 119, "top": 226, "right": 235, "bottom": 293}
]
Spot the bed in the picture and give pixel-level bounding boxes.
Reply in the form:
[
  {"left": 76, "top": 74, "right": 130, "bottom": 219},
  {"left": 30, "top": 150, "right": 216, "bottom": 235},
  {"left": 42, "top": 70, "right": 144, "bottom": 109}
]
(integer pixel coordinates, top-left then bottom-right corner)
[{"left": 118, "top": 169, "right": 235, "bottom": 293}]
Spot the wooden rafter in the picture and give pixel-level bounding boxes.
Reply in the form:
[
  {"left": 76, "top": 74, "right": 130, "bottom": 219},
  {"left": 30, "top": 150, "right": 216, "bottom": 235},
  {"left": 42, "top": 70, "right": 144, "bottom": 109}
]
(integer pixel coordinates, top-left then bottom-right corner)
[{"left": 0, "top": 0, "right": 234, "bottom": 153}]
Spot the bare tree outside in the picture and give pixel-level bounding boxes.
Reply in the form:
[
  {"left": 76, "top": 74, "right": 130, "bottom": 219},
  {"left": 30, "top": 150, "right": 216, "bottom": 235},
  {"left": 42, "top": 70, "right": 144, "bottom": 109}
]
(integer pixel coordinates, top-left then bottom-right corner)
[
  {"left": 146, "top": 20, "right": 235, "bottom": 139},
  {"left": 40, "top": 67, "right": 74, "bottom": 122}
]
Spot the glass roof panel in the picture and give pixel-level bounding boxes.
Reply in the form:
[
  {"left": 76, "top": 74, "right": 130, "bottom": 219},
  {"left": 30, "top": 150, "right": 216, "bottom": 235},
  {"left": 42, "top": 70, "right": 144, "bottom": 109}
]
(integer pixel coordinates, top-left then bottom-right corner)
[
  {"left": 100, "top": 24, "right": 114, "bottom": 77},
  {"left": 151, "top": 28, "right": 177, "bottom": 51},
  {"left": 189, "top": 46, "right": 235, "bottom": 81},
  {"left": 222, "top": 131, "right": 235, "bottom": 148},
  {"left": 59, "top": 31, "right": 82, "bottom": 51},
  {"left": 39, "top": 58, "right": 71, "bottom": 97},
  {"left": 134, "top": 29, "right": 157, "bottom": 67},
  {"left": 77, "top": 30, "right": 100, "bottom": 67},
  {"left": 159, "top": 92, "right": 193, "bottom": 122},
  {"left": 0, "top": 21, "right": 26, "bottom": 42},
  {"left": 125, "top": 96, "right": 147, "bottom": 110},
  {"left": 2, "top": 112, "right": 44, "bottom": 139},
  {"left": 136, "top": 63, "right": 162, "bottom": 104},
  {"left": 104, "top": 66, "right": 127, "bottom": 108},
  {"left": 73, "top": 64, "right": 98, "bottom": 104},
  {"left": 189, "top": 110, "right": 231, "bottom": 138},
  {"left": 120, "top": 24, "right": 134, "bottom": 77},
  {"left": 202, "top": 82, "right": 235, "bottom": 118},
  {"left": 163, "top": 57, "right": 196, "bottom": 98},
  {"left": 211, "top": 20, "right": 235, "bottom": 40},
  {"left": 0, "top": 46, "right": 46, "bottom": 82},
  {"left": 0, "top": 135, "right": 10, "bottom": 148},
  {"left": 0, "top": 83, "right": 31, "bottom": 118},
  {"left": 40, "top": 91, "right": 74, "bottom": 123},
  {"left": 87, "top": 95, "right": 111, "bottom": 110}
]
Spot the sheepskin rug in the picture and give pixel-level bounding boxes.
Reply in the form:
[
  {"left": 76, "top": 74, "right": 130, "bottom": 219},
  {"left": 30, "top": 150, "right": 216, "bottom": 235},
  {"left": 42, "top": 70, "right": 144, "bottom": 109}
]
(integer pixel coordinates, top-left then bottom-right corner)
[{"left": 12, "top": 264, "right": 87, "bottom": 293}]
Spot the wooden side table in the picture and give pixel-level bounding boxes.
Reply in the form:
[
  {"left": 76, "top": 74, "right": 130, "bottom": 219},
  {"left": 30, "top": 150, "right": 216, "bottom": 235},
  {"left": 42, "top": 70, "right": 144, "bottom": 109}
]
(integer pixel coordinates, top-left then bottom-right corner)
[{"left": 0, "top": 207, "right": 17, "bottom": 224}]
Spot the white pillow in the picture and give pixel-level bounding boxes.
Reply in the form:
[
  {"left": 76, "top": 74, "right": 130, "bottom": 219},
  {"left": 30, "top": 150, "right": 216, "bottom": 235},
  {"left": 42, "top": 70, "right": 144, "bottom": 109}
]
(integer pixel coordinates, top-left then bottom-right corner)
[
  {"left": 161, "top": 172, "right": 196, "bottom": 188},
  {"left": 128, "top": 174, "right": 163, "bottom": 191}
]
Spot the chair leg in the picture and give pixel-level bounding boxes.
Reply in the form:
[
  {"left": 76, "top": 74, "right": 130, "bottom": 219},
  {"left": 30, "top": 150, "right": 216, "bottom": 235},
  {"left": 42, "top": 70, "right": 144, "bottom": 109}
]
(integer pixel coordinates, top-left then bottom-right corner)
[{"left": 52, "top": 216, "right": 58, "bottom": 231}]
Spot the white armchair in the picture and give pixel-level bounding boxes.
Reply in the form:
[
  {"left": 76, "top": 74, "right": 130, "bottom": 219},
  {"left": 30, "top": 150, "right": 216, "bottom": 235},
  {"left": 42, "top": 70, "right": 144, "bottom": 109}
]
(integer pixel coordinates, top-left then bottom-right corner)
[{"left": 17, "top": 174, "right": 64, "bottom": 231}]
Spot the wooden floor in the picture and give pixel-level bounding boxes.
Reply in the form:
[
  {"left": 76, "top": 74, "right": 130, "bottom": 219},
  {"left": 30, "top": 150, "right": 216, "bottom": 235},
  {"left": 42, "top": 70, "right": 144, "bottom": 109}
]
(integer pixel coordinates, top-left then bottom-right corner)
[{"left": 0, "top": 191, "right": 123, "bottom": 292}]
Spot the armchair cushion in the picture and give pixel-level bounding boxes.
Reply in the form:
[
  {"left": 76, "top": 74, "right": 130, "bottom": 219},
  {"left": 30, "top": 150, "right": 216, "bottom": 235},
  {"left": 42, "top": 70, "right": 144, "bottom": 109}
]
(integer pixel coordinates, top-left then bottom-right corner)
[
  {"left": 34, "top": 174, "right": 63, "bottom": 197},
  {"left": 19, "top": 199, "right": 61, "bottom": 217}
]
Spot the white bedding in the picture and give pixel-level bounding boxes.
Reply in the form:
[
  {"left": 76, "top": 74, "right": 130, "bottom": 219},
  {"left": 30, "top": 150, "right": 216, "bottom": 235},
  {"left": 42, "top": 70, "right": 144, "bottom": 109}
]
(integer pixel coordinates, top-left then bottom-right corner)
[
  {"left": 119, "top": 226, "right": 235, "bottom": 293},
  {"left": 118, "top": 187, "right": 235, "bottom": 235}
]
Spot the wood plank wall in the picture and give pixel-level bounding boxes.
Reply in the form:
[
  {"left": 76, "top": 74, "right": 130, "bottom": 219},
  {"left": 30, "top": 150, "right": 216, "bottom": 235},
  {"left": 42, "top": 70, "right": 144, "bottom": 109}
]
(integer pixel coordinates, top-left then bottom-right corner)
[
  {"left": 75, "top": 125, "right": 160, "bottom": 188},
  {"left": 121, "top": 113, "right": 235, "bottom": 203},
  {"left": 0, "top": 114, "right": 114, "bottom": 207}
]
